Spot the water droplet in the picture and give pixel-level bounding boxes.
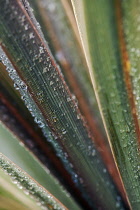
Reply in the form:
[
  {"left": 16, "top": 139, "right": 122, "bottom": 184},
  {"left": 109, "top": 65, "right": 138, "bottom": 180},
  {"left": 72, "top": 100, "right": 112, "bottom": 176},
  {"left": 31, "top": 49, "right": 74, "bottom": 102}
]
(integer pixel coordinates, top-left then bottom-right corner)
[
  {"left": 91, "top": 150, "right": 96, "bottom": 156},
  {"left": 67, "top": 97, "right": 71, "bottom": 102},
  {"left": 62, "top": 129, "right": 67, "bottom": 135},
  {"left": 24, "top": 190, "right": 29, "bottom": 195},
  {"left": 19, "top": 142, "right": 24, "bottom": 147},
  {"left": 43, "top": 67, "right": 47, "bottom": 73},
  {"left": 77, "top": 114, "right": 80, "bottom": 119},
  {"left": 50, "top": 81, "right": 53, "bottom": 86},
  {"left": 48, "top": 3, "right": 56, "bottom": 12},
  {"left": 120, "top": 129, "right": 124, "bottom": 134},
  {"left": 14, "top": 83, "right": 20, "bottom": 90},
  {"left": 53, "top": 117, "right": 57, "bottom": 123},
  {"left": 24, "top": 24, "right": 29, "bottom": 30},
  {"left": 29, "top": 32, "right": 34, "bottom": 39},
  {"left": 55, "top": 50, "right": 65, "bottom": 62},
  {"left": 116, "top": 201, "right": 121, "bottom": 208},
  {"left": 103, "top": 168, "right": 107, "bottom": 173},
  {"left": 39, "top": 46, "right": 44, "bottom": 54},
  {"left": 12, "top": 179, "right": 18, "bottom": 184}
]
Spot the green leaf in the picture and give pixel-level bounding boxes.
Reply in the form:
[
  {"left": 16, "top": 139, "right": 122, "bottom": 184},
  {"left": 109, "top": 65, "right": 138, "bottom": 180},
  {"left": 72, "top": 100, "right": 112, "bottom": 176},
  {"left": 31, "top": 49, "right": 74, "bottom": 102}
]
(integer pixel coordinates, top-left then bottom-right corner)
[
  {"left": 0, "top": 170, "right": 41, "bottom": 210},
  {"left": 0, "top": 153, "right": 67, "bottom": 210},
  {"left": 29, "top": 0, "right": 126, "bottom": 198},
  {"left": 121, "top": 1, "right": 140, "bottom": 131},
  {"left": 71, "top": 0, "right": 140, "bottom": 208},
  {"left": 0, "top": 60, "right": 84, "bottom": 208},
  {"left": 0, "top": 122, "right": 81, "bottom": 210},
  {"left": 0, "top": 0, "right": 126, "bottom": 209}
]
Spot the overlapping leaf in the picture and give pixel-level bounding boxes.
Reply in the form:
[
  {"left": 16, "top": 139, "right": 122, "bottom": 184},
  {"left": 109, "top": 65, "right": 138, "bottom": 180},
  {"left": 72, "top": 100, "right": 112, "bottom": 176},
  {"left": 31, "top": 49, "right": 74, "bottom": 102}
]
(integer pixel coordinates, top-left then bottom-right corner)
[
  {"left": 71, "top": 0, "right": 140, "bottom": 208},
  {"left": 0, "top": 0, "right": 126, "bottom": 209},
  {"left": 0, "top": 153, "right": 67, "bottom": 210}
]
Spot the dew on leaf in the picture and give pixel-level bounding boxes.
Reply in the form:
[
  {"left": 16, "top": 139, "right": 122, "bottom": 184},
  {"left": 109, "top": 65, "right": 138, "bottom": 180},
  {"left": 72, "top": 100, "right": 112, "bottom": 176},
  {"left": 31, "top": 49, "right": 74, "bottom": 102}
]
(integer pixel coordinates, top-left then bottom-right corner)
[
  {"left": 62, "top": 129, "right": 67, "bottom": 135},
  {"left": 43, "top": 67, "right": 47, "bottom": 73},
  {"left": 67, "top": 97, "right": 71, "bottom": 102},
  {"left": 50, "top": 81, "right": 54, "bottom": 86},
  {"left": 29, "top": 32, "right": 34, "bottom": 39}
]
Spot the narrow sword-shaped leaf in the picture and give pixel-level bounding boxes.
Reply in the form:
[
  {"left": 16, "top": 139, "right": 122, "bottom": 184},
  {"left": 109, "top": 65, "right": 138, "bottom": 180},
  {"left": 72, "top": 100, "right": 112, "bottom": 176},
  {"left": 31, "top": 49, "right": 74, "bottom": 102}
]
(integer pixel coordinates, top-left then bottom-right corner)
[
  {"left": 0, "top": 0, "right": 126, "bottom": 209},
  {"left": 0, "top": 153, "right": 67, "bottom": 210},
  {"left": 0, "top": 123, "right": 81, "bottom": 210},
  {"left": 0, "top": 46, "right": 93, "bottom": 210},
  {"left": 121, "top": 1, "right": 140, "bottom": 136},
  {"left": 0, "top": 170, "right": 41, "bottom": 210},
  {"left": 71, "top": 0, "right": 140, "bottom": 208},
  {"left": 0, "top": 62, "right": 88, "bottom": 209},
  {"left": 28, "top": 0, "right": 125, "bottom": 197}
]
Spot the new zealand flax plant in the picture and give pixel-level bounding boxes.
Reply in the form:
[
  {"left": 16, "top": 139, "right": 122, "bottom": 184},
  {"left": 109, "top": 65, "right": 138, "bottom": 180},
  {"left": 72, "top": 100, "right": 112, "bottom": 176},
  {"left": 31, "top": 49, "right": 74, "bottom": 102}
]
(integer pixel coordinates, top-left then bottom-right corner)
[{"left": 0, "top": 0, "right": 139, "bottom": 209}]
